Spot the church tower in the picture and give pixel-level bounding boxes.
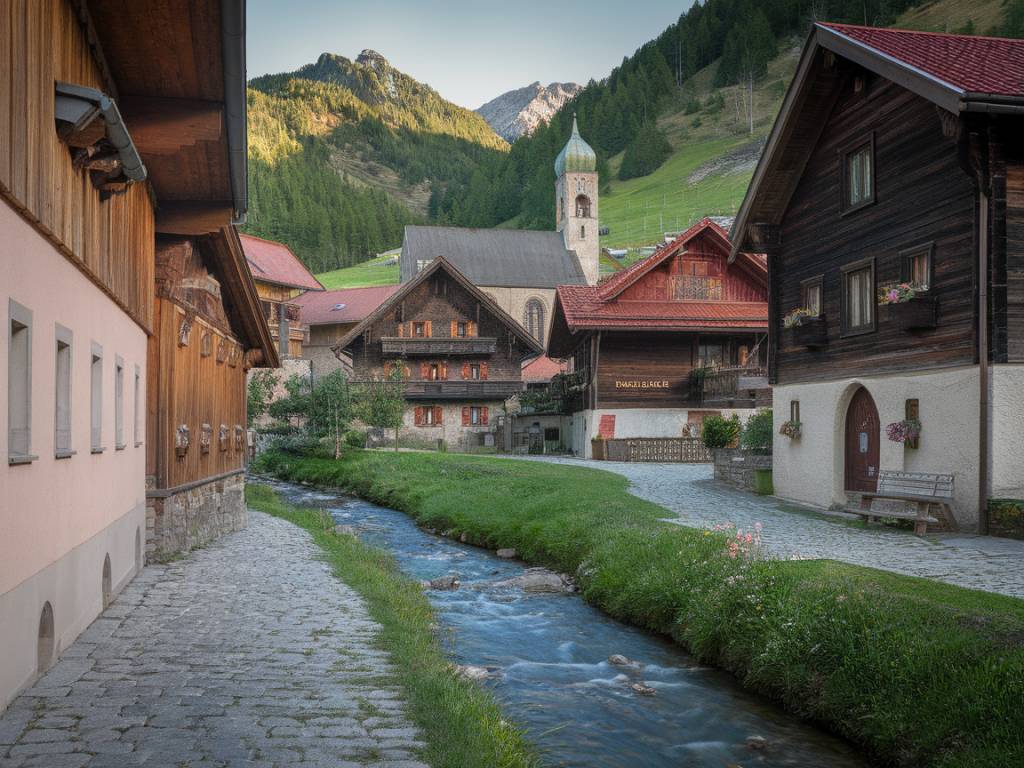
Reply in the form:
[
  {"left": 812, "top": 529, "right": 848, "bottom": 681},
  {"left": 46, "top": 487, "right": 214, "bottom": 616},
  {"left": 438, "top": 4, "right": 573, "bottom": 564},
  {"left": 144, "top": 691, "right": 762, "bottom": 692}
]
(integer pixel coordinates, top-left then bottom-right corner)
[{"left": 555, "top": 116, "right": 599, "bottom": 285}]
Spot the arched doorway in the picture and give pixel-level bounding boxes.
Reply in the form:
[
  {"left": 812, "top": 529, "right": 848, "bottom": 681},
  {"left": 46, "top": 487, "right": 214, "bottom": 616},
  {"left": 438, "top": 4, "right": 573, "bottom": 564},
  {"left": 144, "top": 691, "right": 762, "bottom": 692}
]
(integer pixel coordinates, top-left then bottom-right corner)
[
  {"left": 102, "top": 554, "right": 112, "bottom": 609},
  {"left": 845, "top": 387, "right": 880, "bottom": 493},
  {"left": 37, "top": 602, "right": 54, "bottom": 674}
]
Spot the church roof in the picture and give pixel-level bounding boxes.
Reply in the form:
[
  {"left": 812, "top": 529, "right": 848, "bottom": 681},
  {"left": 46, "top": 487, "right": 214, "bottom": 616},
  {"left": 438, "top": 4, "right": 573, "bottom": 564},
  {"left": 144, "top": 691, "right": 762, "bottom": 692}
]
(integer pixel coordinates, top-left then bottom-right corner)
[
  {"left": 402, "top": 225, "right": 586, "bottom": 289},
  {"left": 554, "top": 116, "right": 597, "bottom": 175}
]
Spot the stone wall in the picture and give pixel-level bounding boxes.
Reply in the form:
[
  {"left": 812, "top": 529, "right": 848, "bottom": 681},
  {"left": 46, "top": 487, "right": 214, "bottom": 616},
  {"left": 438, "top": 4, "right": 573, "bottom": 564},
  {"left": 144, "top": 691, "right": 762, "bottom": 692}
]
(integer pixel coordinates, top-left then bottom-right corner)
[
  {"left": 713, "top": 448, "right": 773, "bottom": 493},
  {"left": 145, "top": 472, "right": 246, "bottom": 563}
]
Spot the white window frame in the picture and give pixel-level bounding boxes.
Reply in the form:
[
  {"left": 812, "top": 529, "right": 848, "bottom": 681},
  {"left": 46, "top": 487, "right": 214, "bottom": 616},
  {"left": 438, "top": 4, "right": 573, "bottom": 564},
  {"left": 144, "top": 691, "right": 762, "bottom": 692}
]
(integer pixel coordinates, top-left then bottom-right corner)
[
  {"left": 55, "top": 324, "right": 74, "bottom": 458},
  {"left": 8, "top": 299, "right": 35, "bottom": 464},
  {"left": 90, "top": 342, "right": 104, "bottom": 453}
]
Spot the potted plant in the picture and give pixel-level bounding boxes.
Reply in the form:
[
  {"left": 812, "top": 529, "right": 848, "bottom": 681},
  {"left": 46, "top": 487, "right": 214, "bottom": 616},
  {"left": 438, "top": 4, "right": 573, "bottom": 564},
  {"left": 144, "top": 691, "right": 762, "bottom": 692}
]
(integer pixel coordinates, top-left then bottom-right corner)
[
  {"left": 782, "top": 308, "right": 828, "bottom": 349},
  {"left": 878, "top": 282, "right": 937, "bottom": 331},
  {"left": 779, "top": 420, "right": 802, "bottom": 439},
  {"left": 885, "top": 418, "right": 921, "bottom": 447}
]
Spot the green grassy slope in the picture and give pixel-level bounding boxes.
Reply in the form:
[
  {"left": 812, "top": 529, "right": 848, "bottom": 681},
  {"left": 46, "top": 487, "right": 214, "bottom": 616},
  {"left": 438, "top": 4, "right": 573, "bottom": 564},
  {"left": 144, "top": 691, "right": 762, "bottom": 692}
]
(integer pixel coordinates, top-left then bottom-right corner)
[
  {"left": 317, "top": 252, "right": 400, "bottom": 289},
  {"left": 894, "top": 0, "right": 1006, "bottom": 33}
]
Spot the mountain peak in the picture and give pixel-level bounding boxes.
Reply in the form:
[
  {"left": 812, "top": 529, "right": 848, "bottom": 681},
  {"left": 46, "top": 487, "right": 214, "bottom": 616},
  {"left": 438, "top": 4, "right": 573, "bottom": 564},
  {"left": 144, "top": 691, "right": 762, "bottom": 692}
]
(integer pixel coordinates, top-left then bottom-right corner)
[
  {"left": 356, "top": 49, "right": 388, "bottom": 69},
  {"left": 476, "top": 81, "right": 582, "bottom": 142}
]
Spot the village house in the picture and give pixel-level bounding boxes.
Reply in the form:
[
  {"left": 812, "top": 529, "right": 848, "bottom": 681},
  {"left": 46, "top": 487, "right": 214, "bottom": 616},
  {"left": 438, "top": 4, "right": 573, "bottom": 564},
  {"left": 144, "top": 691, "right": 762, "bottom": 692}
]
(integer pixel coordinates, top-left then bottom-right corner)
[
  {"left": 241, "top": 232, "right": 324, "bottom": 360},
  {"left": 1, "top": 0, "right": 275, "bottom": 712},
  {"left": 399, "top": 118, "right": 601, "bottom": 346},
  {"left": 730, "top": 24, "right": 1024, "bottom": 532},
  {"left": 547, "top": 218, "right": 769, "bottom": 459},
  {"left": 294, "top": 285, "right": 399, "bottom": 378},
  {"left": 335, "top": 258, "right": 543, "bottom": 451}
]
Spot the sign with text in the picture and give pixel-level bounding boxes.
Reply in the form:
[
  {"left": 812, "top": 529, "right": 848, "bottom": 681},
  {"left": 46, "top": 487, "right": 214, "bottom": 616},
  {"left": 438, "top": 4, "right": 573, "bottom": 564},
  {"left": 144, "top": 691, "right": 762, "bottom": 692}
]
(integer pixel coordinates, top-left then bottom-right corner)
[{"left": 614, "top": 379, "right": 671, "bottom": 390}]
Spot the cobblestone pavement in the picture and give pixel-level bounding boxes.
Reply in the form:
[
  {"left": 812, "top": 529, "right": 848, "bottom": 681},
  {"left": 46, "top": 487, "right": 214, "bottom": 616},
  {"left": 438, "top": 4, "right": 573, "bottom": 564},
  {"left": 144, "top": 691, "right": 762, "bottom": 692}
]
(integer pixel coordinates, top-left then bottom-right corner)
[
  {"left": 0, "top": 512, "right": 427, "bottom": 768},
  {"left": 521, "top": 457, "right": 1024, "bottom": 599}
]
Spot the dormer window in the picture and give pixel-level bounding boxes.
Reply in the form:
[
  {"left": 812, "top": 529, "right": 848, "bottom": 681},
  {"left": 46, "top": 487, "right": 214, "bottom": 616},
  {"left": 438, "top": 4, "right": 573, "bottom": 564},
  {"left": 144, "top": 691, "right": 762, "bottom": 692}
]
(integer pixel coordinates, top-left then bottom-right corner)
[{"left": 842, "top": 136, "right": 875, "bottom": 212}]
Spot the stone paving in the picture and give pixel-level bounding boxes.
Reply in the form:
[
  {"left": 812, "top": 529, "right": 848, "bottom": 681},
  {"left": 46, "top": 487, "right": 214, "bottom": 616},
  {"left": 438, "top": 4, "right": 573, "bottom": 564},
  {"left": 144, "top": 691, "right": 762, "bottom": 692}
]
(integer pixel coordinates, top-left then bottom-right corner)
[
  {"left": 0, "top": 511, "right": 427, "bottom": 768},
  {"left": 523, "top": 457, "right": 1024, "bottom": 599}
]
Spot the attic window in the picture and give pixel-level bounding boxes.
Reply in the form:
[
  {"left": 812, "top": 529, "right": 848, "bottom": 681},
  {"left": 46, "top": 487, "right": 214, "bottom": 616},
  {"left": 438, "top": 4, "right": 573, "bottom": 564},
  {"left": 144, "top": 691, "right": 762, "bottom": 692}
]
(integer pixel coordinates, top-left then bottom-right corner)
[
  {"left": 331, "top": 303, "right": 347, "bottom": 311},
  {"left": 842, "top": 135, "right": 875, "bottom": 213}
]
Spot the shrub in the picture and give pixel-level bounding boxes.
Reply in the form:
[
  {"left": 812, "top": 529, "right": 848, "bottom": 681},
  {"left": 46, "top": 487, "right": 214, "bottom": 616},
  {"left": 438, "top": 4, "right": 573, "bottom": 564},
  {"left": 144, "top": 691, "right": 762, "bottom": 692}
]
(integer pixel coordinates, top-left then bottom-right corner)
[
  {"left": 344, "top": 429, "right": 366, "bottom": 449},
  {"left": 740, "top": 409, "right": 773, "bottom": 451},
  {"left": 684, "top": 98, "right": 701, "bottom": 115},
  {"left": 701, "top": 414, "right": 740, "bottom": 449}
]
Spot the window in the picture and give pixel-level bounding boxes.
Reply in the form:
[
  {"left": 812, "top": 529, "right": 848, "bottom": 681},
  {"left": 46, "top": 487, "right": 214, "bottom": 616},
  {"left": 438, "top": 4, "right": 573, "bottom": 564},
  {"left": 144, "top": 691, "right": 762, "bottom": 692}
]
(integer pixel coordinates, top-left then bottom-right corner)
[
  {"left": 8, "top": 300, "right": 33, "bottom": 462},
  {"left": 575, "top": 194, "right": 591, "bottom": 218},
  {"left": 462, "top": 406, "right": 489, "bottom": 426},
  {"left": 580, "top": 225, "right": 585, "bottom": 239},
  {"left": 90, "top": 342, "right": 103, "bottom": 452},
  {"left": 841, "top": 258, "right": 876, "bottom": 335},
  {"left": 413, "top": 322, "right": 427, "bottom": 338},
  {"left": 900, "top": 242, "right": 934, "bottom": 290},
  {"left": 470, "top": 407, "right": 481, "bottom": 426},
  {"left": 524, "top": 298, "right": 545, "bottom": 342},
  {"left": 429, "top": 363, "right": 440, "bottom": 381},
  {"left": 417, "top": 406, "right": 442, "bottom": 426},
  {"left": 801, "top": 276, "right": 823, "bottom": 316},
  {"left": 697, "top": 342, "right": 724, "bottom": 368},
  {"left": 469, "top": 364, "right": 480, "bottom": 380},
  {"left": 55, "top": 325, "right": 73, "bottom": 457},
  {"left": 790, "top": 400, "right": 800, "bottom": 423},
  {"left": 456, "top": 321, "right": 467, "bottom": 338},
  {"left": 133, "top": 365, "right": 142, "bottom": 447},
  {"left": 114, "top": 356, "right": 125, "bottom": 450},
  {"left": 843, "top": 137, "right": 875, "bottom": 211}
]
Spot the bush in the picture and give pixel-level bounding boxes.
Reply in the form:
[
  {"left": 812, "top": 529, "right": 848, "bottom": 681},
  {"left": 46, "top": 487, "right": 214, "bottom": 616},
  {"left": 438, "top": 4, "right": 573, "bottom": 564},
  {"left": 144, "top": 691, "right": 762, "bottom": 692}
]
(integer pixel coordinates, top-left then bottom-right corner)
[
  {"left": 344, "top": 430, "right": 366, "bottom": 449},
  {"left": 684, "top": 97, "right": 701, "bottom": 115},
  {"left": 701, "top": 414, "right": 740, "bottom": 449},
  {"left": 268, "top": 433, "right": 325, "bottom": 457},
  {"left": 740, "top": 409, "right": 773, "bottom": 452}
]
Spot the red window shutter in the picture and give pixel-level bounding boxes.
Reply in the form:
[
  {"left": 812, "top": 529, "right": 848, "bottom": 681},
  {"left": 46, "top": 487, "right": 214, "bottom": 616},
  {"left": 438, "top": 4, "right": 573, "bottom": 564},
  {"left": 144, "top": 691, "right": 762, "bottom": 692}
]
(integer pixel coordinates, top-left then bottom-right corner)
[
  {"left": 451, "top": 320, "right": 457, "bottom": 337},
  {"left": 441, "top": 362, "right": 448, "bottom": 380},
  {"left": 462, "top": 406, "right": 470, "bottom": 426},
  {"left": 469, "top": 321, "right": 477, "bottom": 338},
  {"left": 420, "top": 362, "right": 430, "bottom": 378},
  {"left": 434, "top": 406, "right": 443, "bottom": 425},
  {"left": 414, "top": 406, "right": 423, "bottom": 426},
  {"left": 482, "top": 407, "right": 489, "bottom": 425},
  {"left": 462, "top": 362, "right": 470, "bottom": 380},
  {"left": 480, "top": 362, "right": 489, "bottom": 380},
  {"left": 384, "top": 362, "right": 392, "bottom": 376}
]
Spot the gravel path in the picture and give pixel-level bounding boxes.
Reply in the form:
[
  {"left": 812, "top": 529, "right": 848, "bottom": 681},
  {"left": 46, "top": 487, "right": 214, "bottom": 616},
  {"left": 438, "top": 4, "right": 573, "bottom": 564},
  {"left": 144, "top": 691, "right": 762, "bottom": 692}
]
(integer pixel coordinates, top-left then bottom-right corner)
[
  {"left": 0, "top": 511, "right": 427, "bottom": 768},
  {"left": 519, "top": 456, "right": 1024, "bottom": 599}
]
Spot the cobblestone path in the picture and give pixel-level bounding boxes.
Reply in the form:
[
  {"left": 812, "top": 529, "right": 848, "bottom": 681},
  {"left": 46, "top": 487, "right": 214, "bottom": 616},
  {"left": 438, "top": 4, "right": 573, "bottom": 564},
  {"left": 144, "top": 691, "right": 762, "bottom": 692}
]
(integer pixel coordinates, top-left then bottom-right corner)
[
  {"left": 523, "top": 457, "right": 1024, "bottom": 599},
  {"left": 0, "top": 512, "right": 427, "bottom": 768}
]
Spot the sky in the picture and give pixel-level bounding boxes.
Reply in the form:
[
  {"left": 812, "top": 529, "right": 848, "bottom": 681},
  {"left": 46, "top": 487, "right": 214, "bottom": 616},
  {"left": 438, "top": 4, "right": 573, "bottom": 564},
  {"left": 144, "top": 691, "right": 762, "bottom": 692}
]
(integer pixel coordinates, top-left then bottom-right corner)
[{"left": 247, "top": 0, "right": 693, "bottom": 109}]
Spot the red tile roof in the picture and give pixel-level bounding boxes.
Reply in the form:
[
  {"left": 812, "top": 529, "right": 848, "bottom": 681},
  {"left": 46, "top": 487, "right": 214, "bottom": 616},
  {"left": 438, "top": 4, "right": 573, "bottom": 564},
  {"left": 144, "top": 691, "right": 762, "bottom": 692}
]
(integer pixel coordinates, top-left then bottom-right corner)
[
  {"left": 820, "top": 23, "right": 1024, "bottom": 98},
  {"left": 292, "top": 285, "right": 399, "bottom": 326},
  {"left": 240, "top": 234, "right": 324, "bottom": 291},
  {"left": 522, "top": 355, "right": 567, "bottom": 384}
]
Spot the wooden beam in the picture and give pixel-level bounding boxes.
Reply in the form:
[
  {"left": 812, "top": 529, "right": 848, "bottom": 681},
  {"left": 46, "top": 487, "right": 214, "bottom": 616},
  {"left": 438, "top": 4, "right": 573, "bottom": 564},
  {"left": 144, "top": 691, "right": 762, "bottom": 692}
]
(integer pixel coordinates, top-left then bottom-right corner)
[
  {"left": 156, "top": 201, "right": 234, "bottom": 235},
  {"left": 120, "top": 96, "right": 223, "bottom": 155}
]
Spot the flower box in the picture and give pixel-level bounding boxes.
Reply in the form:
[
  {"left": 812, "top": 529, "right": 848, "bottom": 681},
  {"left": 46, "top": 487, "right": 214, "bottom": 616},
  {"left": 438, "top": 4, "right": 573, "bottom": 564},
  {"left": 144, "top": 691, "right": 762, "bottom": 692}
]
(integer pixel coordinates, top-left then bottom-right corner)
[
  {"left": 783, "top": 316, "right": 828, "bottom": 349},
  {"left": 883, "top": 295, "right": 937, "bottom": 331}
]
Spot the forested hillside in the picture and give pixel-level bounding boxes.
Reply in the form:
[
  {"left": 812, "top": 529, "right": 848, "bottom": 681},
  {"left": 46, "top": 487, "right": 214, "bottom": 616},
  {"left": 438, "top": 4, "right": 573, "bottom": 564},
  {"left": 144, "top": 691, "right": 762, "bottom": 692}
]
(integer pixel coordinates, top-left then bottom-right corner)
[{"left": 244, "top": 50, "right": 507, "bottom": 272}]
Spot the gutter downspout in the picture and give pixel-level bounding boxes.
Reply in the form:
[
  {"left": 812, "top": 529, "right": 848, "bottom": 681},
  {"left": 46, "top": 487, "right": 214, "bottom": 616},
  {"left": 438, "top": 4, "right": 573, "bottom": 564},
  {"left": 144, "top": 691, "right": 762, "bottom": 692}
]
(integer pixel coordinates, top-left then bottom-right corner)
[
  {"left": 220, "top": 0, "right": 248, "bottom": 225},
  {"left": 55, "top": 82, "right": 147, "bottom": 182}
]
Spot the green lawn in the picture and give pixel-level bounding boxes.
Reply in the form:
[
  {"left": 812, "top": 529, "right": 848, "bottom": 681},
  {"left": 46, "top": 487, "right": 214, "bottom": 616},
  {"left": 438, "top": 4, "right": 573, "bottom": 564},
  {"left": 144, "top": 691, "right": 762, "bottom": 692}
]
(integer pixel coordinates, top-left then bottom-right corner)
[
  {"left": 246, "top": 483, "right": 538, "bottom": 768},
  {"left": 317, "top": 253, "right": 400, "bottom": 290},
  {"left": 255, "top": 449, "right": 1024, "bottom": 768}
]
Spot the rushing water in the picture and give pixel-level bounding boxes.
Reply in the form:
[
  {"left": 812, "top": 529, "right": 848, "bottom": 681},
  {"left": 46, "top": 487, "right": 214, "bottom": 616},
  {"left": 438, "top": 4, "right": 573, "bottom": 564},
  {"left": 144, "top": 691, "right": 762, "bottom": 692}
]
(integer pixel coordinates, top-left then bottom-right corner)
[{"left": 266, "top": 479, "right": 865, "bottom": 768}]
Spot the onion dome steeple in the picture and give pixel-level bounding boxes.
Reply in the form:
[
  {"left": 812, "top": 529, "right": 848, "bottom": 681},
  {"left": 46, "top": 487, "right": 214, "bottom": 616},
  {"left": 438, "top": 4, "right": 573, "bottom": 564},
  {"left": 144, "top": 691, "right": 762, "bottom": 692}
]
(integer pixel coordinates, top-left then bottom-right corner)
[{"left": 554, "top": 115, "right": 597, "bottom": 176}]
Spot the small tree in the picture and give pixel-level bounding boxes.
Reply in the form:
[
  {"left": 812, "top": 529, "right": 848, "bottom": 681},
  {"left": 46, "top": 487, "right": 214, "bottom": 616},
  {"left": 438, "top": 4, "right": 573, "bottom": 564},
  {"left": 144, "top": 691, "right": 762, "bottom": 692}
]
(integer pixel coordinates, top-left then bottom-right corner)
[
  {"left": 247, "top": 369, "right": 277, "bottom": 427},
  {"left": 354, "top": 365, "right": 406, "bottom": 452},
  {"left": 740, "top": 408, "right": 773, "bottom": 452},
  {"left": 701, "top": 414, "right": 741, "bottom": 449}
]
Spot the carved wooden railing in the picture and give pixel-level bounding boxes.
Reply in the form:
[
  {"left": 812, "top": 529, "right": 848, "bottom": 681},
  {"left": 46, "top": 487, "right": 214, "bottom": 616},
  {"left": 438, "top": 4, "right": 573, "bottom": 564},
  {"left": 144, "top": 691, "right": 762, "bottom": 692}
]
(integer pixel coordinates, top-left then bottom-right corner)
[
  {"left": 604, "top": 437, "right": 711, "bottom": 464},
  {"left": 697, "top": 366, "right": 769, "bottom": 406},
  {"left": 380, "top": 337, "right": 498, "bottom": 356}
]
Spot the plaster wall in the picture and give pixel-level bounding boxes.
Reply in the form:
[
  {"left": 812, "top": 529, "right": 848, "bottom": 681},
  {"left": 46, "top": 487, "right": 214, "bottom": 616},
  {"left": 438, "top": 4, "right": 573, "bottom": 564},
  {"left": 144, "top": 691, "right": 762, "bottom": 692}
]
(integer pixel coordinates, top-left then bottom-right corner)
[
  {"left": 477, "top": 286, "right": 554, "bottom": 346},
  {"left": 771, "top": 366, "right": 982, "bottom": 529},
  {"left": 991, "top": 364, "right": 1024, "bottom": 500}
]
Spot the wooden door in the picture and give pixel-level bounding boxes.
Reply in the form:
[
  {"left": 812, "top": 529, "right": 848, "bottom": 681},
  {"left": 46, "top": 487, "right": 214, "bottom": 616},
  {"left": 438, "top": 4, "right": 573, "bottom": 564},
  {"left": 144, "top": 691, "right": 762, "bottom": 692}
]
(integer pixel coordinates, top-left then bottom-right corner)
[{"left": 845, "top": 388, "right": 880, "bottom": 493}]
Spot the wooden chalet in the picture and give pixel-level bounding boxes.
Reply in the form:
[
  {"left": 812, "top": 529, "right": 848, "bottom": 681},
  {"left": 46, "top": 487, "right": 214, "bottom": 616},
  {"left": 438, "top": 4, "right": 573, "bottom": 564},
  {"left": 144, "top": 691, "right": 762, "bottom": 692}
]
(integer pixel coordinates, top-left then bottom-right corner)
[
  {"left": 547, "top": 218, "right": 769, "bottom": 458},
  {"left": 335, "top": 258, "right": 543, "bottom": 451},
  {"left": 1, "top": 0, "right": 274, "bottom": 709},
  {"left": 730, "top": 24, "right": 1024, "bottom": 531},
  {"left": 241, "top": 233, "right": 324, "bottom": 359}
]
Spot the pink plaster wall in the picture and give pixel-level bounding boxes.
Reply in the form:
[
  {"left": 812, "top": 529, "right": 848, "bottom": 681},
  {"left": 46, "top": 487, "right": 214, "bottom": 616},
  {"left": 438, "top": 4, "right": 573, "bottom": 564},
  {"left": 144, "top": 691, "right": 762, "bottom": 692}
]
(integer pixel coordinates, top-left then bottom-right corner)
[{"left": 0, "top": 200, "right": 147, "bottom": 596}]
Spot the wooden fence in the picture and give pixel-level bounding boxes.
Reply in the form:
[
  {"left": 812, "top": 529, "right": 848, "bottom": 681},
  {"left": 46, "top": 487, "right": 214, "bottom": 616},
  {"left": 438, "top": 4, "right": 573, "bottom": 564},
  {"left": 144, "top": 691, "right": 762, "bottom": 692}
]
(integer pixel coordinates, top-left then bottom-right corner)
[{"left": 604, "top": 437, "right": 711, "bottom": 464}]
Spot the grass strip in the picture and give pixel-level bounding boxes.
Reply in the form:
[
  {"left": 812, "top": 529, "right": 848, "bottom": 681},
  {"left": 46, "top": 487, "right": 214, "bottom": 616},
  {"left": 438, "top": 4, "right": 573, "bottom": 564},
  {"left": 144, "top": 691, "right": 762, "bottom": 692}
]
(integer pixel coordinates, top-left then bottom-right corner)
[
  {"left": 254, "top": 449, "right": 1024, "bottom": 768},
  {"left": 245, "top": 482, "right": 538, "bottom": 768}
]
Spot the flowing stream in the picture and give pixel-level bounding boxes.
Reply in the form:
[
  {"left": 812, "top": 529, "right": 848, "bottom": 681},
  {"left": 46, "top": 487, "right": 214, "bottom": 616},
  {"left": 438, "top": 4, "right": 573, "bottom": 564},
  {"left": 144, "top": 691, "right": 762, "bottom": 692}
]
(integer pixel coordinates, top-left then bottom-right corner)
[{"left": 266, "top": 479, "right": 865, "bottom": 768}]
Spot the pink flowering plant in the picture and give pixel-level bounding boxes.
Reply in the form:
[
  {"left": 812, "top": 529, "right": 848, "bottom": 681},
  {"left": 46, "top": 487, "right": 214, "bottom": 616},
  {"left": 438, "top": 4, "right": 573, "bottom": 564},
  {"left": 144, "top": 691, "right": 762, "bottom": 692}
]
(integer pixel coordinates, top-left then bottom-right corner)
[
  {"left": 783, "top": 307, "right": 817, "bottom": 328},
  {"left": 886, "top": 418, "right": 921, "bottom": 444},
  {"left": 878, "top": 281, "right": 919, "bottom": 305},
  {"left": 708, "top": 521, "right": 764, "bottom": 560},
  {"left": 779, "top": 420, "right": 802, "bottom": 439}
]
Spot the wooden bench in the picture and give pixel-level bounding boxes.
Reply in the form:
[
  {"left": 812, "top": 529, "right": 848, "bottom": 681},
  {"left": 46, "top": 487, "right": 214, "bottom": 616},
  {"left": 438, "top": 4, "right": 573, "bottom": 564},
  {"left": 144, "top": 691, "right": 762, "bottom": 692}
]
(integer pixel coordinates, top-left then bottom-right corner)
[{"left": 849, "top": 471, "right": 957, "bottom": 534}]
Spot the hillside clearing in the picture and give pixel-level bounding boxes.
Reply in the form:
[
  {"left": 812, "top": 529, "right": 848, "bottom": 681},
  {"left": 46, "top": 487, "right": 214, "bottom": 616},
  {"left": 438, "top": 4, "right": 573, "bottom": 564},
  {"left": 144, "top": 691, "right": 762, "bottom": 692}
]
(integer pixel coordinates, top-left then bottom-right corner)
[{"left": 317, "top": 252, "right": 400, "bottom": 289}]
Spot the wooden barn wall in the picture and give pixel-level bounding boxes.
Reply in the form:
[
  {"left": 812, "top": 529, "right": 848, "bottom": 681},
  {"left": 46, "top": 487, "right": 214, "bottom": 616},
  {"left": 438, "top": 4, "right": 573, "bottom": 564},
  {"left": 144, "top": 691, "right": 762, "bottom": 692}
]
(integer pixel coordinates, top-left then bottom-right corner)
[
  {"left": 351, "top": 274, "right": 525, "bottom": 381},
  {"left": 0, "top": 0, "right": 155, "bottom": 330},
  {"left": 775, "top": 76, "right": 977, "bottom": 385},
  {"left": 1006, "top": 164, "right": 1024, "bottom": 363},
  {"left": 619, "top": 234, "right": 767, "bottom": 304}
]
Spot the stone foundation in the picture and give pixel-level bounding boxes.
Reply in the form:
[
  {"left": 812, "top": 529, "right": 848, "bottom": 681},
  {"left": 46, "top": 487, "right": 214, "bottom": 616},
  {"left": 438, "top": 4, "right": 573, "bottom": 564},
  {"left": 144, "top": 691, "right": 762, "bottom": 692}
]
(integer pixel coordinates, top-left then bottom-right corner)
[
  {"left": 145, "top": 472, "right": 247, "bottom": 563},
  {"left": 713, "top": 448, "right": 773, "bottom": 493}
]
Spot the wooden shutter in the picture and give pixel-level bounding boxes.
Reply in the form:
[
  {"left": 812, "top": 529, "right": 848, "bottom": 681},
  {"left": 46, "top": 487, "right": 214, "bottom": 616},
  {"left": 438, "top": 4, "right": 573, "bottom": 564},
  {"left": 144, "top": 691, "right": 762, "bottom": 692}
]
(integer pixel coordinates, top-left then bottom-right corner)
[
  {"left": 481, "top": 407, "right": 489, "bottom": 425},
  {"left": 462, "top": 406, "right": 470, "bottom": 426},
  {"left": 462, "top": 362, "right": 470, "bottom": 380},
  {"left": 480, "top": 362, "right": 489, "bottom": 380},
  {"left": 384, "top": 361, "right": 392, "bottom": 376},
  {"left": 397, "top": 324, "right": 404, "bottom": 338},
  {"left": 468, "top": 321, "right": 477, "bottom": 338},
  {"left": 420, "top": 362, "right": 430, "bottom": 378},
  {"left": 425, "top": 321, "right": 432, "bottom": 337},
  {"left": 440, "top": 362, "right": 448, "bottom": 380},
  {"left": 451, "top": 320, "right": 457, "bottom": 337},
  {"left": 414, "top": 406, "right": 424, "bottom": 426},
  {"left": 433, "top": 406, "right": 443, "bottom": 424}
]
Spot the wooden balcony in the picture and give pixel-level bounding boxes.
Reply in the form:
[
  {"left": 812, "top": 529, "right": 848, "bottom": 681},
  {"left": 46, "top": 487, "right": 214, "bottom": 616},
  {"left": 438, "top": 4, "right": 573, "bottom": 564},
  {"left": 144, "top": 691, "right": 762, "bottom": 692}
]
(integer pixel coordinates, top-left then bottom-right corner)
[
  {"left": 697, "top": 367, "right": 770, "bottom": 407},
  {"left": 399, "top": 380, "right": 524, "bottom": 400},
  {"left": 380, "top": 336, "right": 498, "bottom": 357}
]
